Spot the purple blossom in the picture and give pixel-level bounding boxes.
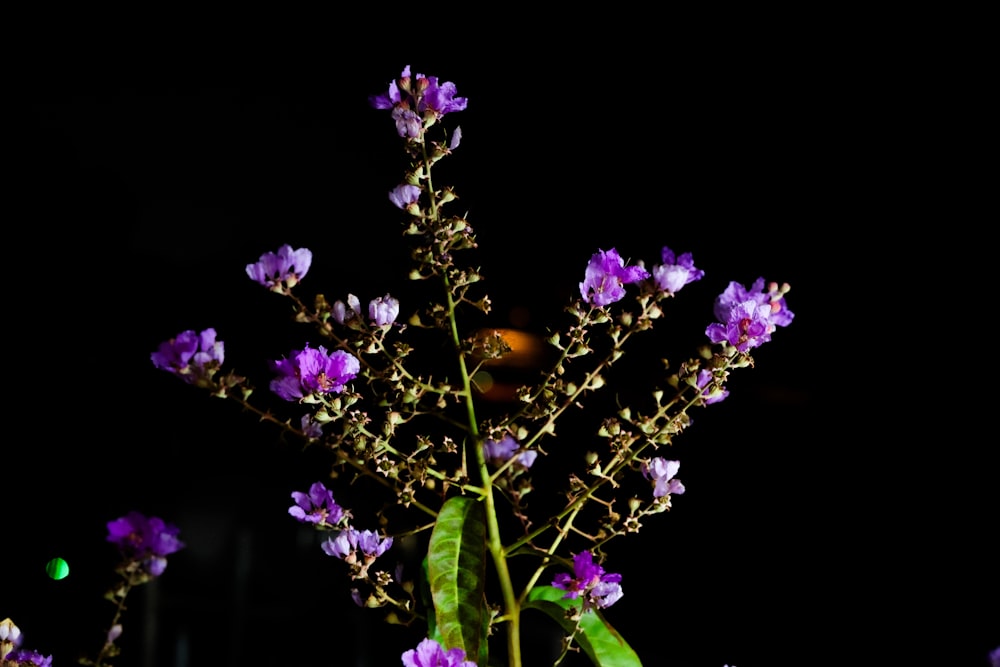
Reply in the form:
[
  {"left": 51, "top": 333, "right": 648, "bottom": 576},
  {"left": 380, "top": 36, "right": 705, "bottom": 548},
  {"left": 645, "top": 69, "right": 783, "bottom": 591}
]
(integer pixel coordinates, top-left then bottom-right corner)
[
  {"left": 106, "top": 511, "right": 184, "bottom": 577},
  {"left": 579, "top": 248, "right": 650, "bottom": 307},
  {"left": 705, "top": 299, "right": 775, "bottom": 352},
  {"left": 268, "top": 345, "right": 360, "bottom": 401},
  {"left": 448, "top": 126, "right": 462, "bottom": 150},
  {"left": 370, "top": 65, "right": 468, "bottom": 138},
  {"left": 483, "top": 435, "right": 537, "bottom": 469},
  {"left": 245, "top": 244, "right": 312, "bottom": 291},
  {"left": 389, "top": 183, "right": 422, "bottom": 210},
  {"left": 5, "top": 649, "right": 53, "bottom": 667},
  {"left": 712, "top": 278, "right": 795, "bottom": 330},
  {"left": 641, "top": 457, "right": 686, "bottom": 498},
  {"left": 695, "top": 368, "right": 729, "bottom": 404},
  {"left": 652, "top": 246, "right": 704, "bottom": 294},
  {"left": 369, "top": 294, "right": 400, "bottom": 326},
  {"left": 401, "top": 637, "right": 477, "bottom": 667},
  {"left": 322, "top": 528, "right": 393, "bottom": 562},
  {"left": 288, "top": 481, "right": 345, "bottom": 527},
  {"left": 151, "top": 328, "right": 224, "bottom": 385},
  {"left": 990, "top": 646, "right": 1000, "bottom": 667},
  {"left": 552, "top": 550, "right": 624, "bottom": 611}
]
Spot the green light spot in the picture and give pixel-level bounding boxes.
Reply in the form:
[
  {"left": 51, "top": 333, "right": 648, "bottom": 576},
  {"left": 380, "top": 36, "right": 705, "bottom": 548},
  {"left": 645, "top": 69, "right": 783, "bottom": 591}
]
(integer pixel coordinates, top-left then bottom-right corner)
[{"left": 45, "top": 557, "right": 69, "bottom": 580}]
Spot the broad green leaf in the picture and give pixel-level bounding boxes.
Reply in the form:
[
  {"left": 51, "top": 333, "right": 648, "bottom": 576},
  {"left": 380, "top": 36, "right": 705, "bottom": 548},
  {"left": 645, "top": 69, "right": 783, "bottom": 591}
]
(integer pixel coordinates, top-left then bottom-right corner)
[
  {"left": 427, "top": 496, "right": 488, "bottom": 663},
  {"left": 524, "top": 585, "right": 642, "bottom": 667}
]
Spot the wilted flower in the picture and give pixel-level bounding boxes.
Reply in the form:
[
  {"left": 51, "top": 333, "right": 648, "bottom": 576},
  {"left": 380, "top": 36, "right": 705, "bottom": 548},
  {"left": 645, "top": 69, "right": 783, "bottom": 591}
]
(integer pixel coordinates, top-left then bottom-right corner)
[
  {"left": 151, "top": 328, "right": 224, "bottom": 385},
  {"left": 245, "top": 244, "right": 312, "bottom": 292},
  {"left": 695, "top": 368, "right": 729, "bottom": 404},
  {"left": 552, "top": 550, "right": 623, "bottom": 611},
  {"left": 579, "top": 248, "right": 650, "bottom": 307},
  {"left": 1, "top": 617, "right": 22, "bottom": 647},
  {"left": 652, "top": 246, "right": 704, "bottom": 294},
  {"left": 401, "top": 637, "right": 477, "bottom": 667},
  {"left": 288, "top": 481, "right": 346, "bottom": 527},
  {"left": 322, "top": 528, "right": 394, "bottom": 562},
  {"left": 369, "top": 294, "right": 400, "bottom": 327},
  {"left": 483, "top": 435, "right": 536, "bottom": 469},
  {"left": 269, "top": 345, "right": 360, "bottom": 401},
  {"left": 332, "top": 294, "right": 362, "bottom": 325},
  {"left": 300, "top": 414, "right": 324, "bottom": 440},
  {"left": 389, "top": 184, "right": 421, "bottom": 210},
  {"left": 641, "top": 458, "right": 686, "bottom": 498},
  {"left": 106, "top": 511, "right": 184, "bottom": 577}
]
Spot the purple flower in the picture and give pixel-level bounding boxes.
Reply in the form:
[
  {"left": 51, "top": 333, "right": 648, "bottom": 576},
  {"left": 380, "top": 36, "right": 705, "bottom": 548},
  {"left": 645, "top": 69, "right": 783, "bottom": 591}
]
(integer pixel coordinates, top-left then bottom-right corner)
[
  {"left": 641, "top": 457, "right": 686, "bottom": 498},
  {"left": 245, "top": 244, "right": 312, "bottom": 291},
  {"left": 483, "top": 435, "right": 537, "bottom": 469},
  {"left": 369, "top": 294, "right": 400, "bottom": 327},
  {"left": 300, "top": 414, "right": 323, "bottom": 440},
  {"left": 288, "top": 481, "right": 345, "bottom": 527},
  {"left": 705, "top": 299, "right": 775, "bottom": 353},
  {"left": 151, "top": 328, "right": 224, "bottom": 385},
  {"left": 268, "top": 345, "right": 360, "bottom": 401},
  {"left": 106, "top": 511, "right": 184, "bottom": 577},
  {"left": 552, "top": 550, "right": 624, "bottom": 611},
  {"left": 712, "top": 278, "right": 795, "bottom": 330},
  {"left": 579, "top": 248, "right": 650, "bottom": 307},
  {"left": 370, "top": 65, "right": 468, "bottom": 138},
  {"left": 5, "top": 649, "right": 53, "bottom": 667},
  {"left": 990, "top": 646, "right": 1000, "bottom": 667},
  {"left": 389, "top": 183, "right": 422, "bottom": 210},
  {"left": 448, "top": 126, "right": 462, "bottom": 150},
  {"left": 401, "top": 637, "right": 477, "bottom": 667},
  {"left": 695, "top": 368, "right": 729, "bottom": 404},
  {"left": 322, "top": 528, "right": 393, "bottom": 561},
  {"left": 652, "top": 246, "right": 704, "bottom": 294}
]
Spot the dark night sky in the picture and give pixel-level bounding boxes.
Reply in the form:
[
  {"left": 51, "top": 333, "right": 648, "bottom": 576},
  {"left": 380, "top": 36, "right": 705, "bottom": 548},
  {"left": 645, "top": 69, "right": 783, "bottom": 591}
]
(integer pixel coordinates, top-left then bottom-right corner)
[{"left": 9, "top": 21, "right": 996, "bottom": 667}]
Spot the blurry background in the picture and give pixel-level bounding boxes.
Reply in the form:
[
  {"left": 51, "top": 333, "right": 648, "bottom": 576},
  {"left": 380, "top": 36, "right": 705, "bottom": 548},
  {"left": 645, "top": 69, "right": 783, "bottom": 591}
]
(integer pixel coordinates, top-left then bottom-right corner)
[{"left": 9, "top": 18, "right": 996, "bottom": 667}]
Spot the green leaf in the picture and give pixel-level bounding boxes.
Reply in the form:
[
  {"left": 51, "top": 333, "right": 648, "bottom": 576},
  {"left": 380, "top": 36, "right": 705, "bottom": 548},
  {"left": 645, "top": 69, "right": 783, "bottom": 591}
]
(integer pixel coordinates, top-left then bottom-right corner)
[
  {"left": 524, "top": 586, "right": 642, "bottom": 667},
  {"left": 427, "top": 496, "right": 488, "bottom": 663}
]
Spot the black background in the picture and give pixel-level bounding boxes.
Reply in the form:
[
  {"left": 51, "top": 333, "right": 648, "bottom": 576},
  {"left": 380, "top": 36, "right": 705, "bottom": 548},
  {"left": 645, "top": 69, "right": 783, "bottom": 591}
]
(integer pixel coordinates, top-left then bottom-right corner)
[{"left": 9, "top": 16, "right": 996, "bottom": 667}]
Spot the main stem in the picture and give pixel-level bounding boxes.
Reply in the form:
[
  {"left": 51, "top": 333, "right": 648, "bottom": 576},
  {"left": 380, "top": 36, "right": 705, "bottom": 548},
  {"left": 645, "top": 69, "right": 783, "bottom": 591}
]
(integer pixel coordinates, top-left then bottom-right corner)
[{"left": 422, "top": 138, "right": 521, "bottom": 667}]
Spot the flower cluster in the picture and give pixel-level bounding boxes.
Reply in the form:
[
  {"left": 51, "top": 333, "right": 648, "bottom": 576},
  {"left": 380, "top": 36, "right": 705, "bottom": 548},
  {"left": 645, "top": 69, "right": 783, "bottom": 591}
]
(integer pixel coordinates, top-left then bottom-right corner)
[
  {"left": 132, "top": 64, "right": 799, "bottom": 667},
  {"left": 331, "top": 293, "right": 401, "bottom": 328},
  {"left": 370, "top": 65, "right": 468, "bottom": 138},
  {"left": 706, "top": 277, "right": 794, "bottom": 352},
  {"left": 552, "top": 550, "right": 624, "bottom": 612},
  {"left": 401, "top": 638, "right": 477, "bottom": 667},
  {"left": 106, "top": 511, "right": 185, "bottom": 578},
  {"left": 288, "top": 481, "right": 392, "bottom": 581},
  {"left": 1, "top": 619, "right": 52, "bottom": 667},
  {"left": 150, "top": 328, "right": 224, "bottom": 387}
]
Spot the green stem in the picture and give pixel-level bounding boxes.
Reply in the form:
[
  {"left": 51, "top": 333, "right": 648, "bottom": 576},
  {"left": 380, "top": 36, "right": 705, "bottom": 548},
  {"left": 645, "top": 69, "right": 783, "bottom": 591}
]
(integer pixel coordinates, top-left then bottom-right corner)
[{"left": 422, "top": 137, "right": 521, "bottom": 667}]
